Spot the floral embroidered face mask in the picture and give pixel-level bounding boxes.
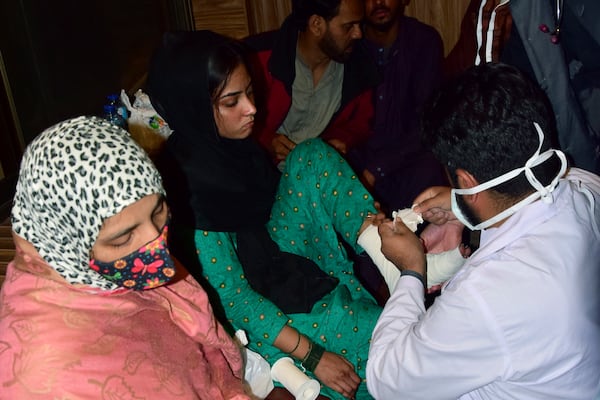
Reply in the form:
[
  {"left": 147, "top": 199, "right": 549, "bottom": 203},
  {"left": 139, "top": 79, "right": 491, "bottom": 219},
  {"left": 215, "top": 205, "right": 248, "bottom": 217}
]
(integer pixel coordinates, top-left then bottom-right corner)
[{"left": 89, "top": 223, "right": 176, "bottom": 290}]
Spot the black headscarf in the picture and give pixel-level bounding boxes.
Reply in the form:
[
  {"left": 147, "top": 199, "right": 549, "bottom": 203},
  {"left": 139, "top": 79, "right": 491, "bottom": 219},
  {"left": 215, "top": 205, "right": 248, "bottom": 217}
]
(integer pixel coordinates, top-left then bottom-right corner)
[
  {"left": 147, "top": 30, "right": 279, "bottom": 231},
  {"left": 146, "top": 31, "right": 337, "bottom": 313}
]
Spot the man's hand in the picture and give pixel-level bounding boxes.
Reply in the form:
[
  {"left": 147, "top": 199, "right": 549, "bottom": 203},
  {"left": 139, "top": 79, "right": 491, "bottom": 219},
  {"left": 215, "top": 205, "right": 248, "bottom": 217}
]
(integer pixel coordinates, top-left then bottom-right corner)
[
  {"left": 413, "top": 186, "right": 457, "bottom": 225},
  {"left": 272, "top": 134, "right": 296, "bottom": 160},
  {"left": 326, "top": 138, "right": 348, "bottom": 155},
  {"left": 314, "top": 351, "right": 360, "bottom": 399},
  {"left": 378, "top": 218, "right": 426, "bottom": 276}
]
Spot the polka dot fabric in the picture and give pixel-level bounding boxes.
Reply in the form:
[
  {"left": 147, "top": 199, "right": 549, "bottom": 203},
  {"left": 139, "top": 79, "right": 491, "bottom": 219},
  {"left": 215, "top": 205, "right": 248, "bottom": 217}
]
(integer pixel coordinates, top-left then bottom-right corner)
[
  {"left": 11, "top": 116, "right": 165, "bottom": 290},
  {"left": 195, "top": 139, "right": 381, "bottom": 399}
]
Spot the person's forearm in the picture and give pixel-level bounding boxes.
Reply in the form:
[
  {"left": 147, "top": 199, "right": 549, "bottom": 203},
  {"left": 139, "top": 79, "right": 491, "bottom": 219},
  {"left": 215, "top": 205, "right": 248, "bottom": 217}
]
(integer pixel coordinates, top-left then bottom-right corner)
[
  {"left": 367, "top": 277, "right": 426, "bottom": 398},
  {"left": 273, "top": 325, "right": 312, "bottom": 361},
  {"left": 357, "top": 224, "right": 401, "bottom": 290},
  {"left": 358, "top": 225, "right": 466, "bottom": 291},
  {"left": 367, "top": 276, "right": 505, "bottom": 399}
]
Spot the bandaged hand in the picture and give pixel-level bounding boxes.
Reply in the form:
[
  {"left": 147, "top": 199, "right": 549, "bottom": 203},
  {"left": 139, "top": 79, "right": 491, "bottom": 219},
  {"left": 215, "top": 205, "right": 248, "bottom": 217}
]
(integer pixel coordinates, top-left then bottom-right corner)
[{"left": 358, "top": 207, "right": 468, "bottom": 292}]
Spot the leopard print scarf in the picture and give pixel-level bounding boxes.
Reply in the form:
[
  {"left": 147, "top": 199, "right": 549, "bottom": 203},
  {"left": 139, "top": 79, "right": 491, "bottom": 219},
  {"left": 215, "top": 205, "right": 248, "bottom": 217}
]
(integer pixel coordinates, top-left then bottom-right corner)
[{"left": 11, "top": 116, "right": 165, "bottom": 290}]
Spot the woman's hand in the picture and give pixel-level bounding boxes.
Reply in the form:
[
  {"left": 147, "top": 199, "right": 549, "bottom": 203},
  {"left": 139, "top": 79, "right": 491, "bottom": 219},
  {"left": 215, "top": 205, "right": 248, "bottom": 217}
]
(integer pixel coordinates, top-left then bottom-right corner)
[
  {"left": 413, "top": 186, "right": 456, "bottom": 225},
  {"left": 358, "top": 201, "right": 385, "bottom": 236},
  {"left": 419, "top": 220, "right": 464, "bottom": 254},
  {"left": 358, "top": 211, "right": 386, "bottom": 236},
  {"left": 313, "top": 351, "right": 360, "bottom": 399}
]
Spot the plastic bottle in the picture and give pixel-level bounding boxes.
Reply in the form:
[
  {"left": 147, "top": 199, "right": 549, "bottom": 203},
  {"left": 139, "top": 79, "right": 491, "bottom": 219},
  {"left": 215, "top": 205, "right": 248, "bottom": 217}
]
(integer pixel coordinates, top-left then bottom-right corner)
[
  {"left": 102, "top": 104, "right": 127, "bottom": 129},
  {"left": 107, "top": 93, "right": 129, "bottom": 121}
]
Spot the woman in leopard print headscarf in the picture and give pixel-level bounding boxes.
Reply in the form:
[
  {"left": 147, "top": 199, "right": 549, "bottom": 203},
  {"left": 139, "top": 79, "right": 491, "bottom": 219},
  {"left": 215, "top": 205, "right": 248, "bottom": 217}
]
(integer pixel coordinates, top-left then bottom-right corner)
[
  {"left": 11, "top": 115, "right": 166, "bottom": 290},
  {"left": 0, "top": 116, "right": 249, "bottom": 399}
]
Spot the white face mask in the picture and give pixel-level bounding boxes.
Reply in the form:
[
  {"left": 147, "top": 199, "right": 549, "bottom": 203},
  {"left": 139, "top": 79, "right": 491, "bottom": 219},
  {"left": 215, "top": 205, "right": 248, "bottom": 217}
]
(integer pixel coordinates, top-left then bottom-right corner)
[{"left": 451, "top": 122, "right": 568, "bottom": 230}]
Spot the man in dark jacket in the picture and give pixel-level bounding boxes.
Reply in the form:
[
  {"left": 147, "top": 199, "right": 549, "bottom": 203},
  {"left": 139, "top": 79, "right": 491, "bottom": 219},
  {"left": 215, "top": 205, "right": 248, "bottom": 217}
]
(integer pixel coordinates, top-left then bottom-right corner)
[
  {"left": 348, "top": 0, "right": 448, "bottom": 212},
  {"left": 445, "top": 0, "right": 600, "bottom": 174},
  {"left": 245, "top": 0, "right": 379, "bottom": 168},
  {"left": 348, "top": 0, "right": 454, "bottom": 306}
]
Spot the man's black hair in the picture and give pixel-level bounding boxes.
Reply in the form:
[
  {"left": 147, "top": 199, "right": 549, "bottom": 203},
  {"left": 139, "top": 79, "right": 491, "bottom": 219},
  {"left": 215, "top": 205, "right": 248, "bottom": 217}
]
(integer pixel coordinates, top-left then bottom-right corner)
[
  {"left": 421, "top": 62, "right": 563, "bottom": 198},
  {"left": 291, "top": 0, "right": 343, "bottom": 31}
]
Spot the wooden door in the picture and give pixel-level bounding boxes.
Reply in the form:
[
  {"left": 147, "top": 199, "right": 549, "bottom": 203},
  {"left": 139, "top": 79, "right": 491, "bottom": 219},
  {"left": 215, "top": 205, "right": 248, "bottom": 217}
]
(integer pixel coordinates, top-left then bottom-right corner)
[
  {"left": 191, "top": 0, "right": 471, "bottom": 56},
  {"left": 0, "top": 53, "right": 22, "bottom": 220},
  {"left": 191, "top": 0, "right": 251, "bottom": 38}
]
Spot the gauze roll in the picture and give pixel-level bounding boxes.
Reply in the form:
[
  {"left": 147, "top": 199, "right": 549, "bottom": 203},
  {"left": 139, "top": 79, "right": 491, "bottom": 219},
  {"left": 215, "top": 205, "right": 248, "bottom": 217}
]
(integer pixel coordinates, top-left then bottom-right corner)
[{"left": 271, "top": 357, "right": 320, "bottom": 400}]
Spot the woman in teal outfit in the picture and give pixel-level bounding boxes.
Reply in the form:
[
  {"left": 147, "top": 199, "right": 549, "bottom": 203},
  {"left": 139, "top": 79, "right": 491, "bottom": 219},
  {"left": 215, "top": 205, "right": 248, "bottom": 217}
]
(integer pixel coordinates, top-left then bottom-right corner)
[{"left": 147, "top": 30, "right": 381, "bottom": 399}]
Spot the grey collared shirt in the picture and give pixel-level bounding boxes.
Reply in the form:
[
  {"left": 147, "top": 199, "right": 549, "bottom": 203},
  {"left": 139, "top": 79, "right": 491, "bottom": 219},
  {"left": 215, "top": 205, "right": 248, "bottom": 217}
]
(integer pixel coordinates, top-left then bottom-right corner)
[{"left": 278, "top": 55, "right": 343, "bottom": 144}]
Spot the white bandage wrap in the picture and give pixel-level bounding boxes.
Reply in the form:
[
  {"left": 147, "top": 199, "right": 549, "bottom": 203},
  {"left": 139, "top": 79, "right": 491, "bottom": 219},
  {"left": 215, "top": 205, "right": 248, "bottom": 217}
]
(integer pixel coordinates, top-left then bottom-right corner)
[
  {"left": 358, "top": 224, "right": 402, "bottom": 290},
  {"left": 426, "top": 247, "right": 465, "bottom": 288},
  {"left": 357, "top": 209, "right": 466, "bottom": 291}
]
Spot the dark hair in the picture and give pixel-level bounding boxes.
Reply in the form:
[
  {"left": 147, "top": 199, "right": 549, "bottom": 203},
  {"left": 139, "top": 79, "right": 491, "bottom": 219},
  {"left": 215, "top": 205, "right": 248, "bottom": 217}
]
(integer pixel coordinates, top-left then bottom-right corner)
[
  {"left": 422, "top": 62, "right": 563, "bottom": 199},
  {"left": 207, "top": 39, "right": 254, "bottom": 105},
  {"left": 291, "top": 0, "right": 342, "bottom": 30}
]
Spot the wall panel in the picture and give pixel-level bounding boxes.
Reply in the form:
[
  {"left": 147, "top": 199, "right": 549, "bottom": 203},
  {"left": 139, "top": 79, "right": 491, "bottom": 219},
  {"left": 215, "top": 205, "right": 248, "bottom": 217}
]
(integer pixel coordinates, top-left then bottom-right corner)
[
  {"left": 247, "top": 0, "right": 292, "bottom": 34},
  {"left": 405, "top": 0, "right": 471, "bottom": 55},
  {"left": 190, "top": 0, "right": 471, "bottom": 55},
  {"left": 191, "top": 0, "right": 250, "bottom": 38}
]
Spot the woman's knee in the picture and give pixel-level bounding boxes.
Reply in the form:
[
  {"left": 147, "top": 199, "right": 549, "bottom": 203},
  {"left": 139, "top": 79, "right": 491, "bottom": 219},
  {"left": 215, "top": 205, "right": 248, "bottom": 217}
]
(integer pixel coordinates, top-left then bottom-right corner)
[{"left": 287, "top": 139, "right": 343, "bottom": 171}]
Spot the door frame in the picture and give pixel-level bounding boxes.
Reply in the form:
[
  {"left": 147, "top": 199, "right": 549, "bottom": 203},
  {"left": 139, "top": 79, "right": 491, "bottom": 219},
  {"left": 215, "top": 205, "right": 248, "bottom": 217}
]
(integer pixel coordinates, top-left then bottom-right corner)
[{"left": 0, "top": 51, "right": 24, "bottom": 220}]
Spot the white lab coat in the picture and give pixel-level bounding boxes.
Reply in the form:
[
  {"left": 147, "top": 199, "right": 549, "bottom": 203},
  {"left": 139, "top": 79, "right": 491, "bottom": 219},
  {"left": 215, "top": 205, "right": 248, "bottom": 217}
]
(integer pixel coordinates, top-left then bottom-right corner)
[{"left": 367, "top": 168, "right": 600, "bottom": 399}]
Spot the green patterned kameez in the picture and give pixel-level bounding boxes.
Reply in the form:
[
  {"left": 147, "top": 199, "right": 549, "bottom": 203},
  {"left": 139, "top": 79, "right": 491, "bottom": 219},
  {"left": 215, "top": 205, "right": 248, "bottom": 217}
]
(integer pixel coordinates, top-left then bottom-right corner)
[{"left": 194, "top": 139, "right": 381, "bottom": 399}]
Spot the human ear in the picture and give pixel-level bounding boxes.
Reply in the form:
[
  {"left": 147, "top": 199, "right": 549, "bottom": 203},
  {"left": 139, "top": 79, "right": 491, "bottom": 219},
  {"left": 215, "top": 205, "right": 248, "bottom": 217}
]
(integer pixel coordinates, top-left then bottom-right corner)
[
  {"left": 308, "top": 15, "right": 325, "bottom": 36},
  {"left": 455, "top": 168, "right": 480, "bottom": 204}
]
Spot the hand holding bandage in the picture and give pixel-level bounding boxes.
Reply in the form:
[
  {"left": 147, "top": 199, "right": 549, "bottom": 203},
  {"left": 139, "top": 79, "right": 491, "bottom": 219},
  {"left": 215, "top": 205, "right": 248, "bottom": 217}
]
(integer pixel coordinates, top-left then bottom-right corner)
[{"left": 358, "top": 207, "right": 467, "bottom": 292}]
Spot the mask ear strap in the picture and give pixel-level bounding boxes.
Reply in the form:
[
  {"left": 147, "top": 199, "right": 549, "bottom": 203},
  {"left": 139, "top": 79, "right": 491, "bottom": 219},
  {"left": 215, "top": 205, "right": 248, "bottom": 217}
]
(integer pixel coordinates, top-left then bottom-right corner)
[
  {"left": 454, "top": 122, "right": 568, "bottom": 231},
  {"left": 454, "top": 166, "right": 523, "bottom": 196},
  {"left": 527, "top": 123, "right": 568, "bottom": 204}
]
